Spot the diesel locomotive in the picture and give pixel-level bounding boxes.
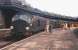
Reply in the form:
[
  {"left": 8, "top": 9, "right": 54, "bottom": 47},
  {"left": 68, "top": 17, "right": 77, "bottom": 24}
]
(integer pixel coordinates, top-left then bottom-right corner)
[{"left": 12, "top": 12, "right": 46, "bottom": 32}]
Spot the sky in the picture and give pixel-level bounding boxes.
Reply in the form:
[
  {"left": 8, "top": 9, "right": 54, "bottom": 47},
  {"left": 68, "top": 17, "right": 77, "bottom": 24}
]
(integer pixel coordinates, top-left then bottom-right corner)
[{"left": 26, "top": 0, "right": 78, "bottom": 17}]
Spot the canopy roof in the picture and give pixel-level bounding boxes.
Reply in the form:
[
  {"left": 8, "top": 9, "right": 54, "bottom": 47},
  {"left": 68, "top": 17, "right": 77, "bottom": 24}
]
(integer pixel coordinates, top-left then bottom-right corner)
[{"left": 0, "top": 0, "right": 77, "bottom": 22}]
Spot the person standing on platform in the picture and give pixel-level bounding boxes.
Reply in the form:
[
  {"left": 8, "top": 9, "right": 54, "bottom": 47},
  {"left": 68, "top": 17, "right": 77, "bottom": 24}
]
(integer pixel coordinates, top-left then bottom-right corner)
[{"left": 45, "top": 20, "right": 50, "bottom": 33}]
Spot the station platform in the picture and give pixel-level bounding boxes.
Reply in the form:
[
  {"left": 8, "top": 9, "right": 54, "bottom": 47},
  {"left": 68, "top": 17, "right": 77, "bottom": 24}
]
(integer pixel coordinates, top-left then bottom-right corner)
[{"left": 1, "top": 29, "right": 78, "bottom": 50}]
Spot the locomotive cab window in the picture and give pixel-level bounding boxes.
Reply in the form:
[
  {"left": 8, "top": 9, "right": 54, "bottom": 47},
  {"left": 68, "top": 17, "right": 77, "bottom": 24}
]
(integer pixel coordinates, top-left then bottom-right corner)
[{"left": 12, "top": 12, "right": 32, "bottom": 24}]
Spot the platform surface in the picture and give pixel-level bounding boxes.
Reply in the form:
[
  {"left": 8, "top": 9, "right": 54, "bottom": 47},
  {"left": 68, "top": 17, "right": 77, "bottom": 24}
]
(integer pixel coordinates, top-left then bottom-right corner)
[{"left": 1, "top": 29, "right": 78, "bottom": 50}]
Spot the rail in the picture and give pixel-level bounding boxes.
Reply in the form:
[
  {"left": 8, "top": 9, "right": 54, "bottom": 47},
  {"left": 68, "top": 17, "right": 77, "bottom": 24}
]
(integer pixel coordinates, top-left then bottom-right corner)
[{"left": 0, "top": 28, "right": 11, "bottom": 31}]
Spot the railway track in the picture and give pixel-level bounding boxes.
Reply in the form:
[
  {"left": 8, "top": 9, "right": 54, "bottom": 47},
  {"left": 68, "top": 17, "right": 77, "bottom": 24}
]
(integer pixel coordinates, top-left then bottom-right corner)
[
  {"left": 0, "top": 28, "right": 43, "bottom": 49},
  {"left": 0, "top": 35, "right": 37, "bottom": 49},
  {"left": 0, "top": 40, "right": 14, "bottom": 48},
  {"left": 0, "top": 36, "right": 28, "bottom": 48}
]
